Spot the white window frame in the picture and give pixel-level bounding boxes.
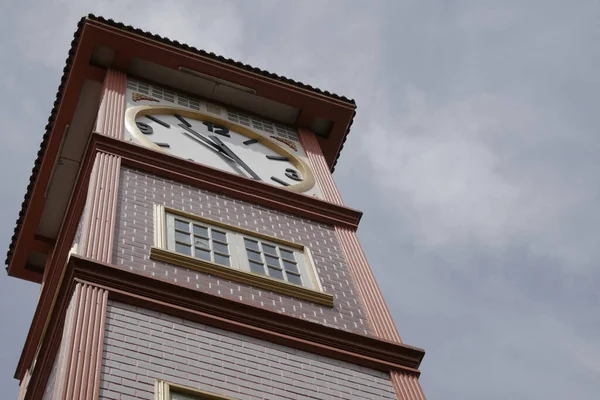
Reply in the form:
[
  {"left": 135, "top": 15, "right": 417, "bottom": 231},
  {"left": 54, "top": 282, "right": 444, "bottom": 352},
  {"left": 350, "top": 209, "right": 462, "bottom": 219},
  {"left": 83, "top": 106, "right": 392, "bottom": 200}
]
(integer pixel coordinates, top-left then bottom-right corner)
[
  {"left": 152, "top": 205, "right": 330, "bottom": 305},
  {"left": 155, "top": 380, "right": 237, "bottom": 400}
]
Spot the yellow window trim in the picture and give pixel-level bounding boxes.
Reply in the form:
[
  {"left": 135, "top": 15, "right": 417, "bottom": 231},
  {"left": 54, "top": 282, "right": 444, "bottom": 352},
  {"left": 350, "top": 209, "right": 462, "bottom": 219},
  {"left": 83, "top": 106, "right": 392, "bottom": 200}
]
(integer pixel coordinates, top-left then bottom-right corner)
[
  {"left": 150, "top": 247, "right": 334, "bottom": 307},
  {"left": 155, "top": 380, "right": 238, "bottom": 400},
  {"left": 152, "top": 204, "right": 332, "bottom": 306}
]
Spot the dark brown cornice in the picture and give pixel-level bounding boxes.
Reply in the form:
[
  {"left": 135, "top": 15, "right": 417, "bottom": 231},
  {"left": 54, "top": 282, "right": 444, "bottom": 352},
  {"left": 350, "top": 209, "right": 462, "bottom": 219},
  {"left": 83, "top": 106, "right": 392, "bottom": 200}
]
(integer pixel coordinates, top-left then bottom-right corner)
[
  {"left": 77, "top": 255, "right": 424, "bottom": 372},
  {"left": 25, "top": 254, "right": 424, "bottom": 398},
  {"left": 94, "top": 133, "right": 363, "bottom": 230}
]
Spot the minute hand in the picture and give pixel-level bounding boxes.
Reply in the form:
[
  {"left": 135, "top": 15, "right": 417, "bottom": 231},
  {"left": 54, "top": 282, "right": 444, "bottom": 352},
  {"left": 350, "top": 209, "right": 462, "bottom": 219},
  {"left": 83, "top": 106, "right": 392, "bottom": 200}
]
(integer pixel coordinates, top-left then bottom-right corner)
[
  {"left": 209, "top": 136, "right": 261, "bottom": 181},
  {"left": 178, "top": 124, "right": 229, "bottom": 156}
]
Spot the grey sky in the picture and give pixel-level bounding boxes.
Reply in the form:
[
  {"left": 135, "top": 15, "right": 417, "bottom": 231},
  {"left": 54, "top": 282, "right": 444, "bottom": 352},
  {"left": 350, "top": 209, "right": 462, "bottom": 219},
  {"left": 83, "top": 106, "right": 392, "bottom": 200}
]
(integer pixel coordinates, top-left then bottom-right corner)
[{"left": 1, "top": 1, "right": 599, "bottom": 399}]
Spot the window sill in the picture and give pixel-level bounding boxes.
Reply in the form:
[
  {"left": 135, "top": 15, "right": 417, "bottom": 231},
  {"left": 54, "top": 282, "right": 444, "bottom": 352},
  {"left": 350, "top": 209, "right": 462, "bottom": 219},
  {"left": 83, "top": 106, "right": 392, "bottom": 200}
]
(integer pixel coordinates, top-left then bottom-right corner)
[{"left": 150, "top": 247, "right": 334, "bottom": 307}]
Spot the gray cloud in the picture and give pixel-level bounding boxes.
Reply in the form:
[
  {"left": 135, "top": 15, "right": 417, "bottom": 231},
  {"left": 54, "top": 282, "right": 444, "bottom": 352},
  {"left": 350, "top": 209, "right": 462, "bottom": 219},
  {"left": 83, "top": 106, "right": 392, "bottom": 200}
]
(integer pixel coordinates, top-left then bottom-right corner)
[{"left": 1, "top": 1, "right": 599, "bottom": 399}]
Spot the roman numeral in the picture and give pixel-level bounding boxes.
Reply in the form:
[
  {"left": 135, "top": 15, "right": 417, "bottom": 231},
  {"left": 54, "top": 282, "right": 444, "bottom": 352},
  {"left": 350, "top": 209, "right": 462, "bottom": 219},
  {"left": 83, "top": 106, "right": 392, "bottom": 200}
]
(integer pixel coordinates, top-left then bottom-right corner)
[
  {"left": 146, "top": 115, "right": 170, "bottom": 128},
  {"left": 271, "top": 177, "right": 289, "bottom": 186},
  {"left": 266, "top": 155, "right": 289, "bottom": 161},
  {"left": 136, "top": 122, "right": 153, "bottom": 135},
  {"left": 243, "top": 139, "right": 259, "bottom": 145},
  {"left": 203, "top": 121, "right": 230, "bottom": 137}
]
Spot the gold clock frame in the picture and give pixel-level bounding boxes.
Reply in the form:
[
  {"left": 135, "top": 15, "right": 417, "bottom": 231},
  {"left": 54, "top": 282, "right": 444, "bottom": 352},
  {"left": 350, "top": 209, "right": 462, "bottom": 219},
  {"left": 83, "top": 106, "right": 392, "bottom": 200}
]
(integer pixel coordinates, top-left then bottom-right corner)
[{"left": 125, "top": 105, "right": 315, "bottom": 193}]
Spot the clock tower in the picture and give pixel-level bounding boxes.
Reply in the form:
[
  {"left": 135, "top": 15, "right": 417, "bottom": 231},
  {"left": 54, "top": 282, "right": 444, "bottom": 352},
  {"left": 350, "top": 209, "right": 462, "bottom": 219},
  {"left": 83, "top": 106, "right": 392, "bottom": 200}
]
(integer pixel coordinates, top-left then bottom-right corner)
[{"left": 7, "top": 15, "right": 427, "bottom": 400}]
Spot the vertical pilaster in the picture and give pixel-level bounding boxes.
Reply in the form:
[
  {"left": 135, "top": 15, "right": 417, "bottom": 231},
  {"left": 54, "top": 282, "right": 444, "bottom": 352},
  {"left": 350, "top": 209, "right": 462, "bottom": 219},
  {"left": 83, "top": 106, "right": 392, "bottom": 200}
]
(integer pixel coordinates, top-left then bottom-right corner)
[
  {"left": 52, "top": 283, "right": 108, "bottom": 400},
  {"left": 298, "top": 128, "right": 401, "bottom": 342},
  {"left": 391, "top": 371, "right": 427, "bottom": 400},
  {"left": 95, "top": 70, "right": 127, "bottom": 139},
  {"left": 78, "top": 152, "right": 121, "bottom": 262},
  {"left": 298, "top": 128, "right": 427, "bottom": 399},
  {"left": 298, "top": 129, "right": 345, "bottom": 206},
  {"left": 79, "top": 69, "right": 126, "bottom": 263},
  {"left": 59, "top": 69, "right": 125, "bottom": 398}
]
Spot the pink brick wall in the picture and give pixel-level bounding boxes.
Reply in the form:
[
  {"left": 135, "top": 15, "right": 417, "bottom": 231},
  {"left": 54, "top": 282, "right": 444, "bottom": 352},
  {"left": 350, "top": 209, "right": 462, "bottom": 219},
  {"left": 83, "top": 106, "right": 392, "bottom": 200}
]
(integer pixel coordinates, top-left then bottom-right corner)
[
  {"left": 99, "top": 300, "right": 397, "bottom": 400},
  {"left": 112, "top": 167, "right": 372, "bottom": 336}
]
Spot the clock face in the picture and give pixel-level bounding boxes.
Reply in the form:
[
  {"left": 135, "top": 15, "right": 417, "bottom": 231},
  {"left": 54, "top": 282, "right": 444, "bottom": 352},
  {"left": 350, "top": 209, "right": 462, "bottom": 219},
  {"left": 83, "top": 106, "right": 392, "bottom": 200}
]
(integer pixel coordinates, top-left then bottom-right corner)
[{"left": 125, "top": 106, "right": 315, "bottom": 193}]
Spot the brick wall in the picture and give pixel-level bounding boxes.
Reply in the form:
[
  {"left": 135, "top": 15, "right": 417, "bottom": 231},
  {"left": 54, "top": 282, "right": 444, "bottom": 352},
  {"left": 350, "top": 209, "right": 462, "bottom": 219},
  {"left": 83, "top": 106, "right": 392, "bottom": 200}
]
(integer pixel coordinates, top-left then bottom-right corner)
[
  {"left": 99, "top": 300, "right": 397, "bottom": 400},
  {"left": 113, "top": 167, "right": 371, "bottom": 336}
]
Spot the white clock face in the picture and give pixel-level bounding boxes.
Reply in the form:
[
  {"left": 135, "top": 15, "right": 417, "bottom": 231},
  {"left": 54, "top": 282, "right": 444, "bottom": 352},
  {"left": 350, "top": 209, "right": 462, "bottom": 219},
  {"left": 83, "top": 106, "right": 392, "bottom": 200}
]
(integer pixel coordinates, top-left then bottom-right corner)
[{"left": 125, "top": 106, "right": 315, "bottom": 193}]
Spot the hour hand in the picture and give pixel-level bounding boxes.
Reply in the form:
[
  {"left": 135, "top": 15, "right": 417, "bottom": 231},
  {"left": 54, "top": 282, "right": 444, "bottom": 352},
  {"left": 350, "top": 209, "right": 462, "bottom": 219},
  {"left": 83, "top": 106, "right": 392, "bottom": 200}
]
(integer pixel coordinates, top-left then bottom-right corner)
[{"left": 208, "top": 135, "right": 261, "bottom": 181}]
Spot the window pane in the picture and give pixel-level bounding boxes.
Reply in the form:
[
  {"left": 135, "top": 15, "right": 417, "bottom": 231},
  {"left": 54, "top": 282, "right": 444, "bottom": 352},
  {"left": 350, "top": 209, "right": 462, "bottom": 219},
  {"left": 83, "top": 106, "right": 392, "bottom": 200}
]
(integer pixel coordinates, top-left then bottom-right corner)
[
  {"left": 213, "top": 242, "right": 228, "bottom": 254},
  {"left": 249, "top": 261, "right": 265, "bottom": 275},
  {"left": 169, "top": 387, "right": 206, "bottom": 400},
  {"left": 194, "top": 248, "right": 211, "bottom": 262},
  {"left": 214, "top": 253, "right": 230, "bottom": 266},
  {"left": 265, "top": 255, "right": 280, "bottom": 267},
  {"left": 282, "top": 260, "right": 299, "bottom": 273},
  {"left": 244, "top": 238, "right": 260, "bottom": 251},
  {"left": 287, "top": 272, "right": 303, "bottom": 286},
  {"left": 175, "top": 219, "right": 189, "bottom": 232},
  {"left": 268, "top": 267, "right": 284, "bottom": 280},
  {"left": 246, "top": 250, "right": 262, "bottom": 263},
  {"left": 212, "top": 230, "right": 227, "bottom": 243},
  {"left": 175, "top": 231, "right": 191, "bottom": 244},
  {"left": 262, "top": 243, "right": 277, "bottom": 256},
  {"left": 172, "top": 391, "right": 203, "bottom": 400},
  {"left": 193, "top": 224, "right": 209, "bottom": 238},
  {"left": 193, "top": 237, "right": 210, "bottom": 250},
  {"left": 175, "top": 243, "right": 191, "bottom": 256},
  {"left": 280, "top": 249, "right": 295, "bottom": 261}
]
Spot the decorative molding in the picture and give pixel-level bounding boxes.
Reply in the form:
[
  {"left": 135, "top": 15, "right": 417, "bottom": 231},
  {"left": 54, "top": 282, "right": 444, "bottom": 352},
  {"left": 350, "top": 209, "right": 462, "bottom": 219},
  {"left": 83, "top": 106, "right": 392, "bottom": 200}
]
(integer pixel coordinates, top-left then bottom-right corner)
[
  {"left": 95, "top": 69, "right": 126, "bottom": 139},
  {"left": 54, "top": 283, "right": 108, "bottom": 400},
  {"left": 78, "top": 152, "right": 121, "bottom": 263},
  {"left": 297, "top": 128, "right": 344, "bottom": 206},
  {"left": 94, "top": 133, "right": 363, "bottom": 230},
  {"left": 270, "top": 135, "right": 298, "bottom": 151},
  {"left": 132, "top": 92, "right": 159, "bottom": 102},
  {"left": 391, "top": 371, "right": 427, "bottom": 400},
  {"left": 20, "top": 253, "right": 423, "bottom": 399},
  {"left": 50, "top": 283, "right": 80, "bottom": 399},
  {"left": 155, "top": 380, "right": 238, "bottom": 400},
  {"left": 153, "top": 204, "right": 167, "bottom": 249},
  {"left": 72, "top": 254, "right": 425, "bottom": 374},
  {"left": 150, "top": 247, "right": 334, "bottom": 307}
]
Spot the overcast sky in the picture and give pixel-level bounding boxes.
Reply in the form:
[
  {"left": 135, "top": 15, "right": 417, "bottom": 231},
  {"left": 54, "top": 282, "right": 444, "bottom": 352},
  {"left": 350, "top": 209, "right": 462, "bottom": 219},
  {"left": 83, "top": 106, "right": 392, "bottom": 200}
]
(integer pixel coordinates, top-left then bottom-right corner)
[{"left": 1, "top": 1, "right": 599, "bottom": 399}]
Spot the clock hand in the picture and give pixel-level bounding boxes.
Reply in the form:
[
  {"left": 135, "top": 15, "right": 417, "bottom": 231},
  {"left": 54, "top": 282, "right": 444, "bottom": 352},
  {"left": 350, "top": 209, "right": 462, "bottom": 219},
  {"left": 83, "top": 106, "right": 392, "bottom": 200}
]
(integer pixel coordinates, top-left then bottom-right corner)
[
  {"left": 178, "top": 123, "right": 234, "bottom": 162},
  {"left": 208, "top": 135, "right": 262, "bottom": 181}
]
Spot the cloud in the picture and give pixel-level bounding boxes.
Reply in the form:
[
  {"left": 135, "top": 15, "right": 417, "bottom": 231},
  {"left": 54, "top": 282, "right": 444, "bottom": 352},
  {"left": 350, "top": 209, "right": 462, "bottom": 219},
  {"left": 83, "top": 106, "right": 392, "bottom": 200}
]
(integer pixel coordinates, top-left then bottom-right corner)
[
  {"left": 2, "top": 2, "right": 600, "bottom": 400},
  {"left": 360, "top": 86, "right": 599, "bottom": 273},
  {"left": 16, "top": 0, "right": 245, "bottom": 68}
]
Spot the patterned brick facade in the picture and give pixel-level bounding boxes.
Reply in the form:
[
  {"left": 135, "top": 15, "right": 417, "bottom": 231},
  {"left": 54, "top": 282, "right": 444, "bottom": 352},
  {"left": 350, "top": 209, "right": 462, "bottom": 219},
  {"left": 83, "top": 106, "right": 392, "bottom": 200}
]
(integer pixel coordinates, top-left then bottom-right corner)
[
  {"left": 113, "top": 167, "right": 372, "bottom": 336},
  {"left": 99, "top": 300, "right": 397, "bottom": 400}
]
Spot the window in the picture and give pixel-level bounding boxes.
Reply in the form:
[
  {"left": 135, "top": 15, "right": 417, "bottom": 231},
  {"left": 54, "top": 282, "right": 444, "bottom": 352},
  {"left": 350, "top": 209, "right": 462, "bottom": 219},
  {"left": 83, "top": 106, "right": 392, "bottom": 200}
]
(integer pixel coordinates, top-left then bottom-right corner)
[
  {"left": 168, "top": 216, "right": 231, "bottom": 267},
  {"left": 156, "top": 380, "right": 237, "bottom": 400},
  {"left": 244, "top": 238, "right": 304, "bottom": 286},
  {"left": 152, "top": 205, "right": 333, "bottom": 306}
]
